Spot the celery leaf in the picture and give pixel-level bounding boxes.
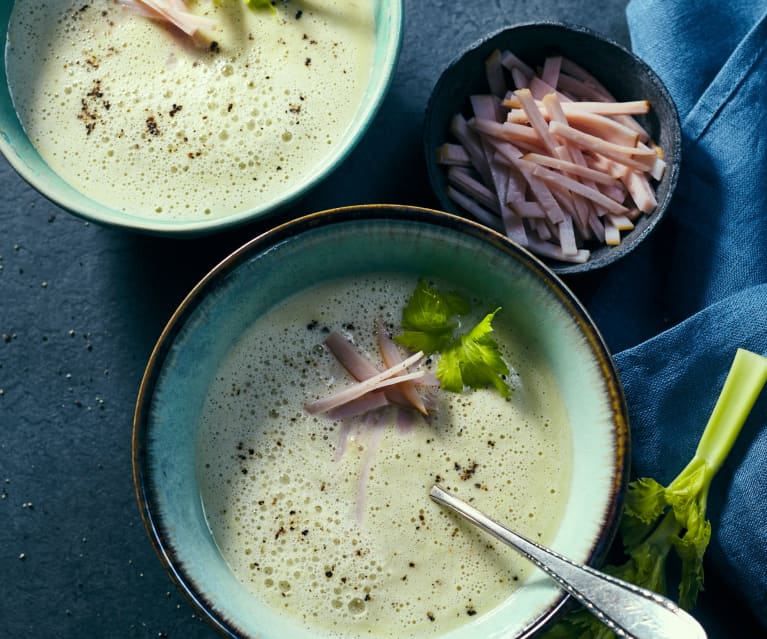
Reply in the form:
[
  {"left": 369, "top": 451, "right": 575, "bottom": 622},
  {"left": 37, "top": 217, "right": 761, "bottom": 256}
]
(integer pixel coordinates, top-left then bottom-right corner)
[
  {"left": 245, "top": 0, "right": 276, "bottom": 13},
  {"left": 624, "top": 477, "right": 668, "bottom": 524},
  {"left": 395, "top": 279, "right": 467, "bottom": 354},
  {"left": 437, "top": 309, "right": 510, "bottom": 396},
  {"left": 671, "top": 519, "right": 710, "bottom": 610},
  {"left": 395, "top": 281, "right": 509, "bottom": 396}
]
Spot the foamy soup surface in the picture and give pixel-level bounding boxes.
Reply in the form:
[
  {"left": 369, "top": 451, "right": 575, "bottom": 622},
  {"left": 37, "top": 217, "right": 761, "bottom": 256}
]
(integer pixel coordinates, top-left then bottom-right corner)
[
  {"left": 196, "top": 274, "right": 573, "bottom": 638},
  {"left": 6, "top": 0, "right": 375, "bottom": 220}
]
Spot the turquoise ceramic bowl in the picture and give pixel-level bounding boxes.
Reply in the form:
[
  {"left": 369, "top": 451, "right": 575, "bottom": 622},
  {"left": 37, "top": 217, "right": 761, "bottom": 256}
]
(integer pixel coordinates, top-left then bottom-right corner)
[
  {"left": 0, "top": 2, "right": 402, "bottom": 236},
  {"left": 134, "top": 205, "right": 629, "bottom": 638}
]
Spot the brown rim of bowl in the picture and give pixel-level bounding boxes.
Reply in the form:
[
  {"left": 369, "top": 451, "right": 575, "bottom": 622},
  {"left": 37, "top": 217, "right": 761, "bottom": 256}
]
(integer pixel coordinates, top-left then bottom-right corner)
[{"left": 132, "top": 203, "right": 630, "bottom": 638}]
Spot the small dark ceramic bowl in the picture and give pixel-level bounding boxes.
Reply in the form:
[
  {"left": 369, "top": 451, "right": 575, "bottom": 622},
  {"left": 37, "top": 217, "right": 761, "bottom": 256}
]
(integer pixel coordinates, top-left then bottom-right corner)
[{"left": 423, "top": 22, "right": 682, "bottom": 275}]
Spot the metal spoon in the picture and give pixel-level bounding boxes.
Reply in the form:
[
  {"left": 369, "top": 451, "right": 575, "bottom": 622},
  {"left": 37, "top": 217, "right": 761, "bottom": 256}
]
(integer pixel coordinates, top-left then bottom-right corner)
[{"left": 429, "top": 485, "right": 707, "bottom": 639}]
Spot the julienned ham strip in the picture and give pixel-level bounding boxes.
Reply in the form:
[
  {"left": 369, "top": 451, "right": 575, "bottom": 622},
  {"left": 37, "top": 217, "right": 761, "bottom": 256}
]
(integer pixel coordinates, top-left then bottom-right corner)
[
  {"left": 436, "top": 50, "right": 664, "bottom": 263},
  {"left": 118, "top": 0, "right": 217, "bottom": 42},
  {"left": 306, "top": 331, "right": 438, "bottom": 418}
]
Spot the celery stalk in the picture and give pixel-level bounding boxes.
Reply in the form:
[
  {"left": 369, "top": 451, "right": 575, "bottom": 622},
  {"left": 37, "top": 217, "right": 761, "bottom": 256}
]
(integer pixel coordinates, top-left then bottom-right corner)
[
  {"left": 693, "top": 348, "right": 767, "bottom": 477},
  {"left": 544, "top": 348, "right": 767, "bottom": 638}
]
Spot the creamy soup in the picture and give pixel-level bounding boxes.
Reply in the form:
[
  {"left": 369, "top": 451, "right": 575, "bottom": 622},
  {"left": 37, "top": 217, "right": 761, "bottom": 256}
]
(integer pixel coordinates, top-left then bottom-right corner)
[
  {"left": 5, "top": 0, "right": 375, "bottom": 220},
  {"left": 196, "top": 274, "right": 573, "bottom": 638}
]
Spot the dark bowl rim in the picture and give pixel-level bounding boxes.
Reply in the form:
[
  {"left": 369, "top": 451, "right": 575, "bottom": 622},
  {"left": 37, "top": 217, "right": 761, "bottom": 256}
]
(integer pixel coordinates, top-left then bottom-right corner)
[
  {"left": 423, "top": 20, "right": 682, "bottom": 276},
  {"left": 132, "top": 203, "right": 630, "bottom": 639}
]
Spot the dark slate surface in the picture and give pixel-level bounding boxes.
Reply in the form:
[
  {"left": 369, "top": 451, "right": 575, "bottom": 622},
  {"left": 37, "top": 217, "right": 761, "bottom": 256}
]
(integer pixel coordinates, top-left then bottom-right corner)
[{"left": 0, "top": 1, "right": 759, "bottom": 638}]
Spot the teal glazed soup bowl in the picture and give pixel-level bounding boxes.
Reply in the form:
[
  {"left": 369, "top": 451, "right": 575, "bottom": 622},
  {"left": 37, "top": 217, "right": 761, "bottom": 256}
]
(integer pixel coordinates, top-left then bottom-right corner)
[
  {"left": 0, "top": 1, "right": 403, "bottom": 235},
  {"left": 133, "top": 204, "right": 630, "bottom": 639}
]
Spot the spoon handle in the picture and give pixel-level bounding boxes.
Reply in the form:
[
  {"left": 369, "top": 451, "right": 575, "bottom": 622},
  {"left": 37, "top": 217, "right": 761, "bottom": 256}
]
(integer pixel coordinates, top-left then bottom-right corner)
[{"left": 429, "top": 485, "right": 707, "bottom": 639}]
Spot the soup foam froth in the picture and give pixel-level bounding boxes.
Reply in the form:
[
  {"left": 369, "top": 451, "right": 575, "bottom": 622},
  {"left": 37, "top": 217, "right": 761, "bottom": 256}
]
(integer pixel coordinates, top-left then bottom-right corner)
[
  {"left": 196, "top": 274, "right": 573, "bottom": 638},
  {"left": 6, "top": 0, "right": 375, "bottom": 220}
]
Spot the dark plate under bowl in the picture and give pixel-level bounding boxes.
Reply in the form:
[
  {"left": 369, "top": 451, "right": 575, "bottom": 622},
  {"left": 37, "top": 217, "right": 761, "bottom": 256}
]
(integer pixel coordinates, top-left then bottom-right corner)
[{"left": 423, "top": 21, "right": 682, "bottom": 276}]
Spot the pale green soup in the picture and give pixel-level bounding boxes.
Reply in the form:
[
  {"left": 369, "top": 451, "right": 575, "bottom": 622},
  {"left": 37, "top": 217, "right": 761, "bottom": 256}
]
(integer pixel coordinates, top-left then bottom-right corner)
[
  {"left": 196, "top": 274, "right": 573, "bottom": 638},
  {"left": 6, "top": 0, "right": 375, "bottom": 220}
]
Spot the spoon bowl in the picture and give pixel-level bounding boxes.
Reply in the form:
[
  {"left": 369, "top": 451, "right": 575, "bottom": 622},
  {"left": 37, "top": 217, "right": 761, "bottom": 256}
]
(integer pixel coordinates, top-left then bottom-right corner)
[{"left": 429, "top": 485, "right": 707, "bottom": 639}]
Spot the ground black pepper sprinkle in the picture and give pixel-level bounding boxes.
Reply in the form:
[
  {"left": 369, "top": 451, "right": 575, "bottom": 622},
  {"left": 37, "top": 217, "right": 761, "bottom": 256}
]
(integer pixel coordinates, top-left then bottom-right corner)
[
  {"left": 78, "top": 91, "right": 101, "bottom": 135},
  {"left": 146, "top": 116, "right": 160, "bottom": 136},
  {"left": 87, "top": 81, "right": 103, "bottom": 99},
  {"left": 84, "top": 53, "right": 100, "bottom": 69},
  {"left": 458, "top": 461, "right": 479, "bottom": 481}
]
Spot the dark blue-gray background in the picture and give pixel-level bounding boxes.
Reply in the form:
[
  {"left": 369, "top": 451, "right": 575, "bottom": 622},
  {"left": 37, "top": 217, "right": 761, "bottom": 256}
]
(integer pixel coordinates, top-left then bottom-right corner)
[{"left": 0, "top": 1, "right": 758, "bottom": 637}]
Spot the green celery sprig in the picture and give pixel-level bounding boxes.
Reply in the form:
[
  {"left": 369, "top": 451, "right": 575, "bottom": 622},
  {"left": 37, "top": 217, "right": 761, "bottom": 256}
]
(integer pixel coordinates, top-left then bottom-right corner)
[
  {"left": 395, "top": 280, "right": 510, "bottom": 396},
  {"left": 544, "top": 348, "right": 767, "bottom": 638},
  {"left": 213, "top": 0, "right": 276, "bottom": 12},
  {"left": 244, "top": 0, "right": 276, "bottom": 12},
  {"left": 437, "top": 308, "right": 509, "bottom": 397}
]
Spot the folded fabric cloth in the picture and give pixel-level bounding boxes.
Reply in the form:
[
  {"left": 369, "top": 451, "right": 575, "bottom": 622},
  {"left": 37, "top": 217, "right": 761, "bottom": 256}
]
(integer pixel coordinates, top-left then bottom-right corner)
[
  {"left": 585, "top": 0, "right": 767, "bottom": 628},
  {"left": 628, "top": 0, "right": 767, "bottom": 321}
]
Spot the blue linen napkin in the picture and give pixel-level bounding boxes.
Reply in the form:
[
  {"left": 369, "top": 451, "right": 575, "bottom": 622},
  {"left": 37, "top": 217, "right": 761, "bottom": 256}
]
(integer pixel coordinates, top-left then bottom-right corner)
[{"left": 591, "top": 0, "right": 767, "bottom": 627}]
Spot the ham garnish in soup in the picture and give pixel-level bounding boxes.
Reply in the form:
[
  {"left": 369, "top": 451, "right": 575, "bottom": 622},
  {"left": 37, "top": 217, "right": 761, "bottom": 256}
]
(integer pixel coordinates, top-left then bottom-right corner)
[
  {"left": 118, "top": 0, "right": 216, "bottom": 40},
  {"left": 313, "top": 328, "right": 435, "bottom": 525},
  {"left": 376, "top": 320, "right": 428, "bottom": 416},
  {"left": 304, "top": 357, "right": 424, "bottom": 416},
  {"left": 323, "top": 331, "right": 432, "bottom": 412}
]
